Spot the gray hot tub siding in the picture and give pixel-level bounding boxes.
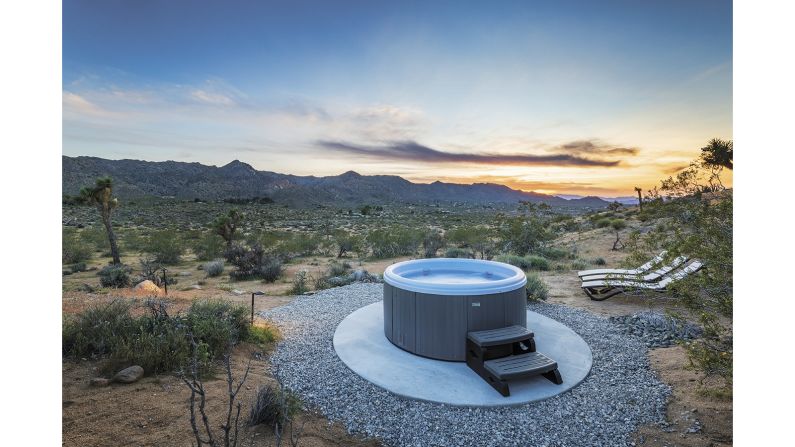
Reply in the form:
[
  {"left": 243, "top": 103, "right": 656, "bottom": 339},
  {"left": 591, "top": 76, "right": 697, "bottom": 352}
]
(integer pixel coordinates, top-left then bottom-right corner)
[{"left": 383, "top": 283, "right": 527, "bottom": 361}]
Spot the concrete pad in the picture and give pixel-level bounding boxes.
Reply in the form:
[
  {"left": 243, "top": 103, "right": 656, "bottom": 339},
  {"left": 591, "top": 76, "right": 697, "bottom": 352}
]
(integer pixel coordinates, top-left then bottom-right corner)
[{"left": 333, "top": 302, "right": 592, "bottom": 407}]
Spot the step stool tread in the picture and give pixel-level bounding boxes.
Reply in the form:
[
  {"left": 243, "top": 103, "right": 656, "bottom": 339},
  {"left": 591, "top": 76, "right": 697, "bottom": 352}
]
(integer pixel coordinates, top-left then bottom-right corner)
[{"left": 467, "top": 325, "right": 534, "bottom": 347}]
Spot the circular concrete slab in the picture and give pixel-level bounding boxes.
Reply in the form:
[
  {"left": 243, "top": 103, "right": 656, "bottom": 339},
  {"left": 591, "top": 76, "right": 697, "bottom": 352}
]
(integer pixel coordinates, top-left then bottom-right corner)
[{"left": 333, "top": 302, "right": 592, "bottom": 407}]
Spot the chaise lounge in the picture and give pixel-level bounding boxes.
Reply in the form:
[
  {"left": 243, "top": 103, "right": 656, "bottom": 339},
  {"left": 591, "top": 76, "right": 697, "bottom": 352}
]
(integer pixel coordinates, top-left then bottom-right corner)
[
  {"left": 581, "top": 260, "right": 703, "bottom": 301},
  {"left": 577, "top": 251, "right": 667, "bottom": 279},
  {"left": 579, "top": 255, "right": 689, "bottom": 283}
]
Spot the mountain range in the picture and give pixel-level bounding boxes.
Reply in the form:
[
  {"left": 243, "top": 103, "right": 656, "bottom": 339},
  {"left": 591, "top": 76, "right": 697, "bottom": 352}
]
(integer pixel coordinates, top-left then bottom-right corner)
[{"left": 62, "top": 156, "right": 610, "bottom": 209}]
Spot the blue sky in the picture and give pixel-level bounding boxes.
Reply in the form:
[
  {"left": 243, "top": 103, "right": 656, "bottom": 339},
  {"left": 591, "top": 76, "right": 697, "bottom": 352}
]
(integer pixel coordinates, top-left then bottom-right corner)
[{"left": 63, "top": 0, "right": 732, "bottom": 195}]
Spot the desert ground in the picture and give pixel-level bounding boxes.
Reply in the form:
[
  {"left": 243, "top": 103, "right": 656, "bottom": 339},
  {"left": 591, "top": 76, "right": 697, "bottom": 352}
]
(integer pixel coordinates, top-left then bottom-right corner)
[{"left": 62, "top": 204, "right": 731, "bottom": 446}]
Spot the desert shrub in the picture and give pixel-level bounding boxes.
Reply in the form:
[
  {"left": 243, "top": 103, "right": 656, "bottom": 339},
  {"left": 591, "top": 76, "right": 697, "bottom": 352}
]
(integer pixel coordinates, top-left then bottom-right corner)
[
  {"left": 119, "top": 230, "right": 148, "bottom": 252},
  {"left": 366, "top": 227, "right": 422, "bottom": 259},
  {"left": 246, "top": 323, "right": 280, "bottom": 347},
  {"left": 81, "top": 226, "right": 110, "bottom": 252},
  {"left": 592, "top": 257, "right": 607, "bottom": 266},
  {"left": 493, "top": 254, "right": 525, "bottom": 268},
  {"left": 570, "top": 260, "right": 588, "bottom": 270},
  {"left": 63, "top": 299, "right": 255, "bottom": 376},
  {"left": 289, "top": 270, "right": 311, "bottom": 295},
  {"left": 225, "top": 243, "right": 281, "bottom": 282},
  {"left": 98, "top": 264, "right": 132, "bottom": 288},
  {"left": 69, "top": 262, "right": 87, "bottom": 273},
  {"left": 422, "top": 230, "right": 446, "bottom": 258},
  {"left": 525, "top": 255, "right": 550, "bottom": 271},
  {"left": 248, "top": 385, "right": 298, "bottom": 427},
  {"left": 525, "top": 273, "right": 549, "bottom": 301},
  {"left": 327, "top": 260, "right": 351, "bottom": 277},
  {"left": 192, "top": 232, "right": 226, "bottom": 261},
  {"left": 63, "top": 231, "right": 92, "bottom": 264},
  {"left": 447, "top": 226, "right": 496, "bottom": 259},
  {"left": 203, "top": 259, "right": 225, "bottom": 277},
  {"left": 62, "top": 300, "right": 136, "bottom": 356},
  {"left": 332, "top": 231, "right": 362, "bottom": 258},
  {"left": 281, "top": 233, "right": 322, "bottom": 257},
  {"left": 187, "top": 300, "right": 250, "bottom": 358},
  {"left": 444, "top": 247, "right": 472, "bottom": 258},
  {"left": 147, "top": 229, "right": 185, "bottom": 264},
  {"left": 595, "top": 217, "right": 613, "bottom": 228},
  {"left": 497, "top": 215, "right": 554, "bottom": 255},
  {"left": 259, "top": 258, "right": 283, "bottom": 283}
]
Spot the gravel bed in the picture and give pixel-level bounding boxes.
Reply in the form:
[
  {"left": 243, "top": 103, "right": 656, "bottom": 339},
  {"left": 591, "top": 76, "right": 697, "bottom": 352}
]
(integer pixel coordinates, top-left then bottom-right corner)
[
  {"left": 262, "top": 283, "right": 670, "bottom": 447},
  {"left": 608, "top": 311, "right": 703, "bottom": 348}
]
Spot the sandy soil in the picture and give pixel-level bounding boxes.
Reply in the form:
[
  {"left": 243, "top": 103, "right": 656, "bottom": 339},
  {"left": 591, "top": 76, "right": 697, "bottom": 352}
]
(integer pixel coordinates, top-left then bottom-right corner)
[
  {"left": 62, "top": 343, "right": 380, "bottom": 447},
  {"left": 634, "top": 347, "right": 733, "bottom": 446}
]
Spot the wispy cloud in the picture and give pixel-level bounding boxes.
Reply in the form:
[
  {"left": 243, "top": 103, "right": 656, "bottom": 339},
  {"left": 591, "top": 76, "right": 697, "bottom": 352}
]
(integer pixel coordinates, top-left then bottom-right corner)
[
  {"left": 556, "top": 140, "right": 639, "bottom": 156},
  {"left": 316, "top": 140, "right": 626, "bottom": 167}
]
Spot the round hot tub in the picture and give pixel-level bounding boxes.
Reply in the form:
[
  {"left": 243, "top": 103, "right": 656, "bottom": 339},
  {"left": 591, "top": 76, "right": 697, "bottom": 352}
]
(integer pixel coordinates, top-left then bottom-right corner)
[{"left": 383, "top": 258, "right": 527, "bottom": 361}]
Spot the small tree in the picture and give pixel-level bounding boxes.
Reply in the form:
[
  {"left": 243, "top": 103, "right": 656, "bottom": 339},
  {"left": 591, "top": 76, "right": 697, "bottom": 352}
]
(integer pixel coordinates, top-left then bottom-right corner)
[
  {"left": 700, "top": 138, "right": 733, "bottom": 170},
  {"left": 214, "top": 209, "right": 244, "bottom": 248},
  {"left": 607, "top": 201, "right": 622, "bottom": 212},
  {"left": 80, "top": 177, "right": 121, "bottom": 264},
  {"left": 610, "top": 219, "right": 627, "bottom": 250}
]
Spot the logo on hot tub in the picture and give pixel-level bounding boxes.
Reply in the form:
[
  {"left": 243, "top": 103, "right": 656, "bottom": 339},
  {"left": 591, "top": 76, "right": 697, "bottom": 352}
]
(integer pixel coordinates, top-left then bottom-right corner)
[{"left": 471, "top": 302, "right": 481, "bottom": 307}]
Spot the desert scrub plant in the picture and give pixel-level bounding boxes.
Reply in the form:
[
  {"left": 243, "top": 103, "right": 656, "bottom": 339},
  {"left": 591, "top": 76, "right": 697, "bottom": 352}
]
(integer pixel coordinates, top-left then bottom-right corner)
[
  {"left": 327, "top": 260, "right": 351, "bottom": 277},
  {"left": 259, "top": 257, "right": 283, "bottom": 283},
  {"left": 366, "top": 227, "right": 423, "bottom": 259},
  {"left": 246, "top": 323, "right": 280, "bottom": 348},
  {"left": 525, "top": 273, "right": 549, "bottom": 301},
  {"left": 591, "top": 257, "right": 607, "bottom": 266},
  {"left": 570, "top": 259, "right": 588, "bottom": 270},
  {"left": 63, "top": 229, "right": 92, "bottom": 264},
  {"left": 595, "top": 217, "right": 613, "bottom": 229},
  {"left": 203, "top": 259, "right": 225, "bottom": 277},
  {"left": 444, "top": 247, "right": 473, "bottom": 258},
  {"left": 422, "top": 230, "right": 446, "bottom": 258},
  {"left": 493, "top": 254, "right": 549, "bottom": 271},
  {"left": 225, "top": 243, "right": 281, "bottom": 282},
  {"left": 192, "top": 232, "right": 226, "bottom": 261},
  {"left": 289, "top": 270, "right": 311, "bottom": 295},
  {"left": 147, "top": 229, "right": 186, "bottom": 264},
  {"left": 98, "top": 264, "right": 132, "bottom": 288}
]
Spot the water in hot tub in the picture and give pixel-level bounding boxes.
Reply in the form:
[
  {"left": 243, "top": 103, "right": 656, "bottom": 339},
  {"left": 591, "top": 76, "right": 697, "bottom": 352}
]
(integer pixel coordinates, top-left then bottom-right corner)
[{"left": 401, "top": 268, "right": 507, "bottom": 284}]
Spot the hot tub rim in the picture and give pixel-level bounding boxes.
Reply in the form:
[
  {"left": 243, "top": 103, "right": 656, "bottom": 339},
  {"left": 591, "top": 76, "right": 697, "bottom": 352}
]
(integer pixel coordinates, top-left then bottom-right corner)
[{"left": 383, "top": 258, "right": 527, "bottom": 296}]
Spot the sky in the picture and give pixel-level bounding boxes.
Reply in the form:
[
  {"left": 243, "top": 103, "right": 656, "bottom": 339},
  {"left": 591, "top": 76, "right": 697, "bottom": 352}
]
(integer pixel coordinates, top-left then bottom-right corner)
[{"left": 62, "top": 0, "right": 732, "bottom": 197}]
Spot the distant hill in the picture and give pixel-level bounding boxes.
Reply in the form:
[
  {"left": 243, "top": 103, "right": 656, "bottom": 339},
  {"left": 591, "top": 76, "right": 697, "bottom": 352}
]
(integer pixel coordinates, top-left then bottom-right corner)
[{"left": 62, "top": 156, "right": 609, "bottom": 209}]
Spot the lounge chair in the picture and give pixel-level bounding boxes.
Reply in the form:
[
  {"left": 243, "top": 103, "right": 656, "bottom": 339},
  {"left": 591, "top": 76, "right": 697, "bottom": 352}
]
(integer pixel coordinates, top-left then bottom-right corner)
[
  {"left": 577, "top": 251, "right": 667, "bottom": 278},
  {"left": 579, "top": 255, "right": 688, "bottom": 282},
  {"left": 581, "top": 260, "right": 703, "bottom": 301}
]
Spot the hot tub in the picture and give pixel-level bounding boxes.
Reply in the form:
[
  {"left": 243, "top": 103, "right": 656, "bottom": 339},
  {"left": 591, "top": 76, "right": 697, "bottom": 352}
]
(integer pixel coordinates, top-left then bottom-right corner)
[{"left": 383, "top": 258, "right": 528, "bottom": 361}]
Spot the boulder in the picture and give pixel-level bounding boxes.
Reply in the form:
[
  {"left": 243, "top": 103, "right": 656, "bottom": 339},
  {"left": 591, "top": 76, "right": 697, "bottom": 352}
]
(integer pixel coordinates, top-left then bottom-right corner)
[
  {"left": 133, "top": 280, "right": 161, "bottom": 295},
  {"left": 112, "top": 365, "right": 144, "bottom": 384}
]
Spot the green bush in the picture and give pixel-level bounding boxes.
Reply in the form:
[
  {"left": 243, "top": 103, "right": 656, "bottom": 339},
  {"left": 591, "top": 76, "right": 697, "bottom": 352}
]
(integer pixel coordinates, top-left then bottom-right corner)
[
  {"left": 225, "top": 243, "right": 282, "bottom": 282},
  {"left": 570, "top": 260, "right": 588, "bottom": 270},
  {"left": 366, "top": 227, "right": 422, "bottom": 259},
  {"left": 246, "top": 324, "right": 280, "bottom": 347},
  {"left": 63, "top": 232, "right": 92, "bottom": 264},
  {"left": 592, "top": 257, "right": 607, "bottom": 266},
  {"left": 98, "top": 264, "right": 132, "bottom": 288},
  {"left": 444, "top": 247, "right": 473, "bottom": 258},
  {"left": 63, "top": 299, "right": 257, "bottom": 376},
  {"left": 81, "top": 226, "right": 110, "bottom": 252},
  {"left": 525, "top": 273, "right": 549, "bottom": 301},
  {"left": 289, "top": 270, "right": 311, "bottom": 295},
  {"left": 493, "top": 254, "right": 549, "bottom": 271},
  {"left": 259, "top": 258, "right": 283, "bottom": 283},
  {"left": 193, "top": 232, "right": 226, "bottom": 261},
  {"left": 147, "top": 230, "right": 185, "bottom": 264},
  {"left": 203, "top": 259, "right": 225, "bottom": 277},
  {"left": 327, "top": 261, "right": 351, "bottom": 277},
  {"left": 595, "top": 218, "right": 613, "bottom": 228}
]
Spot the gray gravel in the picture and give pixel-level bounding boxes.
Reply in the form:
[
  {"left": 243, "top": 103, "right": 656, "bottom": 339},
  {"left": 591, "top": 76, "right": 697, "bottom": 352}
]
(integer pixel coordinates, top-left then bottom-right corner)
[
  {"left": 608, "top": 311, "right": 703, "bottom": 348},
  {"left": 262, "top": 283, "right": 670, "bottom": 447}
]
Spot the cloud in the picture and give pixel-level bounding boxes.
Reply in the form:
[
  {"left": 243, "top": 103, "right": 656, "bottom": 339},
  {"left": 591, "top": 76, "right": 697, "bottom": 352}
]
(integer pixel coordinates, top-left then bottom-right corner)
[
  {"left": 557, "top": 140, "right": 639, "bottom": 156},
  {"left": 189, "top": 89, "right": 236, "bottom": 106},
  {"left": 316, "top": 140, "right": 623, "bottom": 167}
]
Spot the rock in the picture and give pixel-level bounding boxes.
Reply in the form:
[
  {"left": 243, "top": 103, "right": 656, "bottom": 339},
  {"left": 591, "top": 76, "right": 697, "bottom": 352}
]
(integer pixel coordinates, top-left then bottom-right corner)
[
  {"left": 190, "top": 284, "right": 202, "bottom": 290},
  {"left": 133, "top": 280, "right": 162, "bottom": 295},
  {"left": 78, "top": 283, "right": 95, "bottom": 293},
  {"left": 112, "top": 365, "right": 144, "bottom": 384},
  {"left": 352, "top": 269, "right": 368, "bottom": 281},
  {"left": 90, "top": 377, "right": 110, "bottom": 387},
  {"left": 232, "top": 289, "right": 245, "bottom": 296},
  {"left": 178, "top": 271, "right": 192, "bottom": 277}
]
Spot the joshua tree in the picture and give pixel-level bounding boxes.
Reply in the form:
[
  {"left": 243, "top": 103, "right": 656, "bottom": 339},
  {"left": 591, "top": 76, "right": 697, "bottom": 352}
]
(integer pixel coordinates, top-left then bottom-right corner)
[
  {"left": 634, "top": 187, "right": 643, "bottom": 212},
  {"left": 213, "top": 209, "right": 244, "bottom": 248},
  {"left": 80, "top": 177, "right": 121, "bottom": 264},
  {"left": 607, "top": 201, "right": 622, "bottom": 212}
]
